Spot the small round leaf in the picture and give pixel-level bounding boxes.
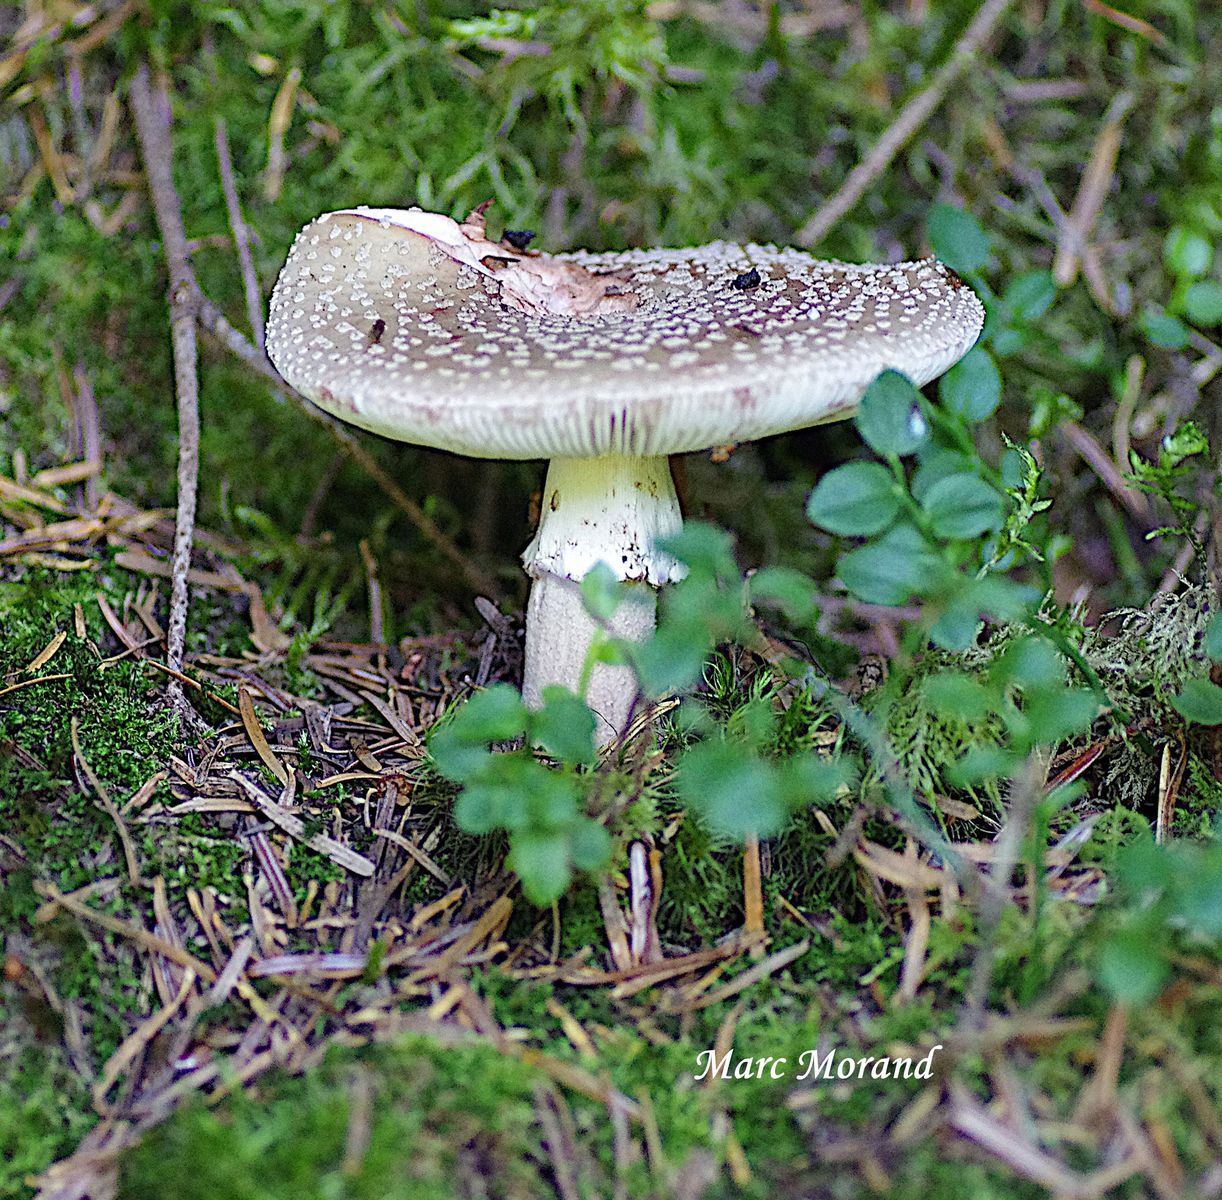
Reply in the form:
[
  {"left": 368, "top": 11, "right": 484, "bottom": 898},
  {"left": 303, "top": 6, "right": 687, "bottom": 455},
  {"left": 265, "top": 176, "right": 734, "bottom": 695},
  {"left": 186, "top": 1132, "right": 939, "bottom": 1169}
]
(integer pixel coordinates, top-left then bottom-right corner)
[
  {"left": 1184, "top": 280, "right": 1222, "bottom": 327},
  {"left": 1170, "top": 678, "right": 1222, "bottom": 726},
  {"left": 922, "top": 473, "right": 1004, "bottom": 539},
  {"left": 1205, "top": 613, "right": 1222, "bottom": 663},
  {"left": 837, "top": 524, "right": 935, "bottom": 606},
  {"left": 855, "top": 371, "right": 929, "bottom": 456},
  {"left": 1003, "top": 270, "right": 1056, "bottom": 322},
  {"left": 806, "top": 461, "right": 900, "bottom": 535},
  {"left": 1163, "top": 226, "right": 1212, "bottom": 278},
  {"left": 1140, "top": 307, "right": 1190, "bottom": 349},
  {"left": 532, "top": 686, "right": 597, "bottom": 765},
  {"left": 927, "top": 204, "right": 990, "bottom": 274},
  {"left": 939, "top": 347, "right": 1001, "bottom": 422},
  {"left": 508, "top": 832, "right": 572, "bottom": 905}
]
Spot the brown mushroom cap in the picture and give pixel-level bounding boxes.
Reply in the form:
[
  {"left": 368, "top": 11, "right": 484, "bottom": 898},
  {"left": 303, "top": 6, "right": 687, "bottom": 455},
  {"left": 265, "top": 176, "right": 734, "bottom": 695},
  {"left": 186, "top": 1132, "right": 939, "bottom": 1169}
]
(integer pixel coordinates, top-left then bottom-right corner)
[{"left": 267, "top": 207, "right": 985, "bottom": 460}]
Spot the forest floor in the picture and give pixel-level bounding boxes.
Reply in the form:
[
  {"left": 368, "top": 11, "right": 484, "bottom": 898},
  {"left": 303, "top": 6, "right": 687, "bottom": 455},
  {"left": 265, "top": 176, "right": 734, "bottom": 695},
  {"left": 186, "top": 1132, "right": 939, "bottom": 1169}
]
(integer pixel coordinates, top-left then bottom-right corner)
[{"left": 2, "top": 2, "right": 1221, "bottom": 1198}]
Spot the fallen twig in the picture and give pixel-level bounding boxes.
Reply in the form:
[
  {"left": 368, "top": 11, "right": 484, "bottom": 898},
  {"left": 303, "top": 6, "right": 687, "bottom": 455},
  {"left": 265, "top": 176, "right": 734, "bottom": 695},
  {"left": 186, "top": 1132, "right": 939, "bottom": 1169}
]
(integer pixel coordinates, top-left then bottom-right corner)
[
  {"left": 213, "top": 116, "right": 265, "bottom": 354},
  {"left": 230, "top": 772, "right": 376, "bottom": 877},
  {"left": 796, "top": 0, "right": 1016, "bottom": 246},
  {"left": 1052, "top": 92, "right": 1134, "bottom": 305},
  {"left": 128, "top": 66, "right": 200, "bottom": 720},
  {"left": 962, "top": 751, "right": 1048, "bottom": 1024}
]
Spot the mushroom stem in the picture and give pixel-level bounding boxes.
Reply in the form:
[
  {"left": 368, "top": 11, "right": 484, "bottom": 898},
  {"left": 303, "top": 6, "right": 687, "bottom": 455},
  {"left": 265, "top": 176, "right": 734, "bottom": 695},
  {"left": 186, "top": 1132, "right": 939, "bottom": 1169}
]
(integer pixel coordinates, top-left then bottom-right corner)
[{"left": 521, "top": 454, "right": 684, "bottom": 744}]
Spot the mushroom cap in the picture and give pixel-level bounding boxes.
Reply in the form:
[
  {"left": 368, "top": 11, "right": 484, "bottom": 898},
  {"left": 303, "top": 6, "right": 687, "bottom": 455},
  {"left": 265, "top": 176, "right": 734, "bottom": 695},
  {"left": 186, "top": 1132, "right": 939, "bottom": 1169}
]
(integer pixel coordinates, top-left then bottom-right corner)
[{"left": 267, "top": 207, "right": 985, "bottom": 460}]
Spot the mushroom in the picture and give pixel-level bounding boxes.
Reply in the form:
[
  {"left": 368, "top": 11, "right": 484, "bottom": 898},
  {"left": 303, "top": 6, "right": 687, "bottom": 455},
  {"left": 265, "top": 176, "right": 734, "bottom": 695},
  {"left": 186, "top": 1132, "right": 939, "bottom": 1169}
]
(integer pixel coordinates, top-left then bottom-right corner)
[{"left": 267, "top": 206, "right": 984, "bottom": 743}]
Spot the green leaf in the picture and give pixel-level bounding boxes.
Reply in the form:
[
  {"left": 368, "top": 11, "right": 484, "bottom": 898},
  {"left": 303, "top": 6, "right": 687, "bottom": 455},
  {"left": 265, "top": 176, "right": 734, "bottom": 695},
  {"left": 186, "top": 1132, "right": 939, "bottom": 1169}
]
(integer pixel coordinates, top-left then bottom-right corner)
[
  {"left": 782, "top": 755, "right": 855, "bottom": 805},
  {"left": 948, "top": 745, "right": 1017, "bottom": 786},
  {"left": 569, "top": 819, "right": 611, "bottom": 871},
  {"left": 990, "top": 326, "right": 1028, "bottom": 358},
  {"left": 922, "top": 473, "right": 1004, "bottom": 539},
  {"left": 429, "top": 685, "right": 529, "bottom": 781},
  {"left": 1183, "top": 280, "right": 1222, "bottom": 327},
  {"left": 837, "top": 524, "right": 936, "bottom": 606},
  {"left": 922, "top": 673, "right": 993, "bottom": 721},
  {"left": 1163, "top": 226, "right": 1212, "bottom": 278},
  {"left": 631, "top": 622, "right": 710, "bottom": 697},
  {"left": 1002, "top": 270, "right": 1056, "bottom": 321},
  {"left": 429, "top": 728, "right": 489, "bottom": 784},
  {"left": 508, "top": 831, "right": 572, "bottom": 905},
  {"left": 677, "top": 741, "right": 786, "bottom": 838},
  {"left": 854, "top": 371, "right": 929, "bottom": 456},
  {"left": 929, "top": 602, "right": 984, "bottom": 652},
  {"left": 1023, "top": 688, "right": 1099, "bottom": 744},
  {"left": 927, "top": 204, "right": 990, "bottom": 273},
  {"left": 994, "top": 637, "right": 1065, "bottom": 689},
  {"left": 939, "top": 347, "right": 1001, "bottom": 422},
  {"left": 520, "top": 768, "right": 580, "bottom": 830},
  {"left": 1098, "top": 927, "right": 1169, "bottom": 1005},
  {"left": 806, "top": 461, "right": 901, "bottom": 535},
  {"left": 657, "top": 522, "right": 737, "bottom": 578},
  {"left": 749, "top": 566, "right": 819, "bottom": 624},
  {"left": 1115, "top": 836, "right": 1173, "bottom": 896},
  {"left": 455, "top": 684, "right": 528, "bottom": 742},
  {"left": 532, "top": 686, "right": 597, "bottom": 765},
  {"left": 1139, "top": 307, "right": 1190, "bottom": 349},
  {"left": 1170, "top": 678, "right": 1222, "bottom": 725},
  {"left": 581, "top": 562, "right": 623, "bottom": 621},
  {"left": 1175, "top": 847, "right": 1222, "bottom": 936},
  {"left": 911, "top": 447, "right": 972, "bottom": 503},
  {"left": 1205, "top": 613, "right": 1222, "bottom": 663},
  {"left": 452, "top": 784, "right": 505, "bottom": 834}
]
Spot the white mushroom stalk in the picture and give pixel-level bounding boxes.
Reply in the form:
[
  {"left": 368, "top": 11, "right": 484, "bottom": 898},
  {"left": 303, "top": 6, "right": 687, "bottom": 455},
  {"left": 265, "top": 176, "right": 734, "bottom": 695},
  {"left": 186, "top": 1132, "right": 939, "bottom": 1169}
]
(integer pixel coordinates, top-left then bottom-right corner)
[
  {"left": 266, "top": 204, "right": 986, "bottom": 746},
  {"left": 521, "top": 453, "right": 684, "bottom": 740}
]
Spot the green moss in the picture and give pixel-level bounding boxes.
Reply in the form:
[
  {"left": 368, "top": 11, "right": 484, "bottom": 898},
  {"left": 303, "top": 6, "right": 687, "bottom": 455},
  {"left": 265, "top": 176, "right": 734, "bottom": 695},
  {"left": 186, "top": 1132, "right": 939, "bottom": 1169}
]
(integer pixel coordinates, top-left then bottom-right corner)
[
  {"left": 119, "top": 1037, "right": 561, "bottom": 1200},
  {"left": 0, "top": 1042, "right": 95, "bottom": 1197}
]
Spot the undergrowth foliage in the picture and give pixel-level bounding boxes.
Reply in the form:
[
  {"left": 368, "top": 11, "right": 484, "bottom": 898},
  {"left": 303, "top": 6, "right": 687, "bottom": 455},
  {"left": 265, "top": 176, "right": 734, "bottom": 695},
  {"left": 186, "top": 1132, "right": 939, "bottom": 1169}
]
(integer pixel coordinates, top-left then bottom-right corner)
[{"left": 433, "top": 204, "right": 1222, "bottom": 1003}]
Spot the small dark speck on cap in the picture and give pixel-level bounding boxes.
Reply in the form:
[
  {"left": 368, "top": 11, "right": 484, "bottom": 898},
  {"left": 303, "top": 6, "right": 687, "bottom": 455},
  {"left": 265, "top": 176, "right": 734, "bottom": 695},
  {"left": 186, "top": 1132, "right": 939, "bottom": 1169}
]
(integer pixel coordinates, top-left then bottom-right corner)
[
  {"left": 367, "top": 318, "right": 386, "bottom": 346},
  {"left": 731, "top": 268, "right": 761, "bottom": 291},
  {"left": 503, "top": 230, "right": 535, "bottom": 251}
]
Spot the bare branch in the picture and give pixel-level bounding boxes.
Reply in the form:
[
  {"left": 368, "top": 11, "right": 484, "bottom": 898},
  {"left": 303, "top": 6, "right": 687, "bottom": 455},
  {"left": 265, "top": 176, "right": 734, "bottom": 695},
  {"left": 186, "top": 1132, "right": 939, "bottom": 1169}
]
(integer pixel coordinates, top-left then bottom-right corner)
[
  {"left": 128, "top": 65, "right": 199, "bottom": 717},
  {"left": 796, "top": 0, "right": 1016, "bottom": 247},
  {"left": 213, "top": 116, "right": 265, "bottom": 354}
]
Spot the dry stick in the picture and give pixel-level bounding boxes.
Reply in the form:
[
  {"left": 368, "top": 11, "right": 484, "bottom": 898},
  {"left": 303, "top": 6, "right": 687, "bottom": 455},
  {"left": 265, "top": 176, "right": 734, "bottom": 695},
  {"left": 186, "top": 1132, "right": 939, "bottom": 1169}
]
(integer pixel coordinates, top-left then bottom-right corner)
[
  {"left": 129, "top": 67, "right": 199, "bottom": 717},
  {"left": 795, "top": 0, "right": 1016, "bottom": 247},
  {"left": 213, "top": 115, "right": 265, "bottom": 354},
  {"left": 1060, "top": 419, "right": 1152, "bottom": 524},
  {"left": 139, "top": 79, "right": 496, "bottom": 617},
  {"left": 1051, "top": 92, "right": 1134, "bottom": 289},
  {"left": 742, "top": 835, "right": 765, "bottom": 957}
]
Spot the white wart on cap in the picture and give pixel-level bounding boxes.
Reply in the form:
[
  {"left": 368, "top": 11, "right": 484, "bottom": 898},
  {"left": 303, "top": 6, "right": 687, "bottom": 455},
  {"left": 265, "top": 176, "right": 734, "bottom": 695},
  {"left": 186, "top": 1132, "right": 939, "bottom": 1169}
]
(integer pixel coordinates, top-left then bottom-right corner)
[{"left": 267, "top": 207, "right": 985, "bottom": 743}]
